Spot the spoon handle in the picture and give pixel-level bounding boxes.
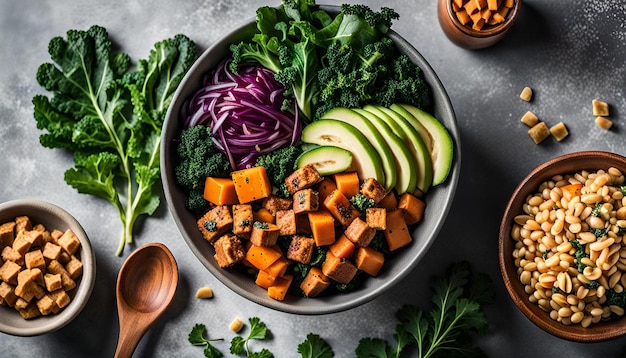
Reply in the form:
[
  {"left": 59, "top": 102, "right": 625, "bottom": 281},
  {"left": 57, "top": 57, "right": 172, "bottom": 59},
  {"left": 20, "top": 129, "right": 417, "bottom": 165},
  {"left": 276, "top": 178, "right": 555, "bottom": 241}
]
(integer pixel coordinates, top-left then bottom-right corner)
[{"left": 114, "top": 320, "right": 149, "bottom": 358}]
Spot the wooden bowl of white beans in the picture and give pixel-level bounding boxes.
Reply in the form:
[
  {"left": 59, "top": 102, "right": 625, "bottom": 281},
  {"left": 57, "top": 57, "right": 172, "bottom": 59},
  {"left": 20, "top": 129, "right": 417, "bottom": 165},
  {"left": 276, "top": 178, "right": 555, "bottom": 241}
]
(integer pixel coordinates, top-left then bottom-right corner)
[{"left": 499, "top": 151, "right": 626, "bottom": 342}]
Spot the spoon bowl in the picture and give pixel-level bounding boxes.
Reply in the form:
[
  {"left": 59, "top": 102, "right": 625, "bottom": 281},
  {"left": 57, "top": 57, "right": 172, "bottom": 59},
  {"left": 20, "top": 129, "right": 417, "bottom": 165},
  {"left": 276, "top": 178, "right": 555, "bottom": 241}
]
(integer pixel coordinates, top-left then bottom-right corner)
[{"left": 114, "top": 243, "right": 178, "bottom": 358}]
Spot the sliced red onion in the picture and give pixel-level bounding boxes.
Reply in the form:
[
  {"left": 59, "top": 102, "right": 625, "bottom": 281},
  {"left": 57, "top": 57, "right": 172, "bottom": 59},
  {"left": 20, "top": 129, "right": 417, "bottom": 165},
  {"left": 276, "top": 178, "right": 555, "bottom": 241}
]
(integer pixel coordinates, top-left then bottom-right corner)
[{"left": 182, "top": 59, "right": 301, "bottom": 170}]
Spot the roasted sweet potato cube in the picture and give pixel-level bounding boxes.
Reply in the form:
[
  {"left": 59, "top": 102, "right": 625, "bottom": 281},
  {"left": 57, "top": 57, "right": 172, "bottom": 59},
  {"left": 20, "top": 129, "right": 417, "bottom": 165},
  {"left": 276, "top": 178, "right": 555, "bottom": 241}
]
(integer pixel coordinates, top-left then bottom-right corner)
[
  {"left": 397, "top": 193, "right": 426, "bottom": 225},
  {"left": 322, "top": 252, "right": 357, "bottom": 285},
  {"left": 355, "top": 246, "right": 385, "bottom": 276},
  {"left": 323, "top": 189, "right": 360, "bottom": 226},
  {"left": 300, "top": 267, "right": 330, "bottom": 298}
]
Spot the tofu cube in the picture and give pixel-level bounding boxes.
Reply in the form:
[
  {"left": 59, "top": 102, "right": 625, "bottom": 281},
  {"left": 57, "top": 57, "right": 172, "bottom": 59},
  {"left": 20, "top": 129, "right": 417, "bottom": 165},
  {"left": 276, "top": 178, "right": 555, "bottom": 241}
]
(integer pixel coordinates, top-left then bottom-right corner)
[
  {"left": 366, "top": 207, "right": 387, "bottom": 230},
  {"left": 293, "top": 189, "right": 319, "bottom": 214},
  {"left": 285, "top": 164, "right": 323, "bottom": 195},
  {"left": 0, "top": 221, "right": 16, "bottom": 246},
  {"left": 58, "top": 229, "right": 80, "bottom": 255},
  {"left": 14, "top": 216, "right": 32, "bottom": 234},
  {"left": 262, "top": 196, "right": 293, "bottom": 216},
  {"left": 65, "top": 255, "right": 83, "bottom": 280},
  {"left": 249, "top": 223, "right": 281, "bottom": 247},
  {"left": 232, "top": 204, "right": 253, "bottom": 238},
  {"left": 592, "top": 99, "right": 609, "bottom": 116},
  {"left": 286, "top": 235, "right": 315, "bottom": 264},
  {"left": 0, "top": 260, "right": 21, "bottom": 284},
  {"left": 25, "top": 250, "right": 45, "bottom": 271},
  {"left": 197, "top": 205, "right": 233, "bottom": 243},
  {"left": 0, "top": 281, "right": 17, "bottom": 306},
  {"left": 344, "top": 217, "right": 376, "bottom": 247},
  {"left": 50, "top": 289, "right": 71, "bottom": 309},
  {"left": 47, "top": 260, "right": 76, "bottom": 291},
  {"left": 275, "top": 210, "right": 297, "bottom": 236},
  {"left": 213, "top": 234, "right": 246, "bottom": 268},
  {"left": 44, "top": 273, "right": 63, "bottom": 292},
  {"left": 321, "top": 252, "right": 358, "bottom": 285},
  {"left": 360, "top": 178, "right": 387, "bottom": 203},
  {"left": 17, "top": 303, "right": 41, "bottom": 319},
  {"left": 42, "top": 242, "right": 63, "bottom": 261},
  {"left": 36, "top": 294, "right": 59, "bottom": 315},
  {"left": 11, "top": 235, "right": 31, "bottom": 256}
]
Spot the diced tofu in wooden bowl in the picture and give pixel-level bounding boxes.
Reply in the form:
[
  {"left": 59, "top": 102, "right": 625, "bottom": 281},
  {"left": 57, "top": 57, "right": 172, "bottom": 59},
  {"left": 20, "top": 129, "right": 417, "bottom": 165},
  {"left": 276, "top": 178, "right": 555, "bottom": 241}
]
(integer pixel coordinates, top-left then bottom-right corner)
[
  {"left": 161, "top": 4, "right": 460, "bottom": 314},
  {"left": 0, "top": 199, "right": 95, "bottom": 336}
]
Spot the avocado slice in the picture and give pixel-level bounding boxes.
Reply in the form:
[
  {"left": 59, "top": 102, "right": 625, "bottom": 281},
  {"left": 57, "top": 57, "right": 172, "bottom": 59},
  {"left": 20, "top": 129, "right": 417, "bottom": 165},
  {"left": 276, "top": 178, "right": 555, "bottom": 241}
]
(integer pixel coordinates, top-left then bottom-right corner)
[
  {"left": 296, "top": 145, "right": 353, "bottom": 176},
  {"left": 301, "top": 119, "right": 385, "bottom": 184},
  {"left": 363, "top": 105, "right": 433, "bottom": 193},
  {"left": 352, "top": 108, "right": 417, "bottom": 195},
  {"left": 321, "top": 108, "right": 397, "bottom": 190},
  {"left": 394, "top": 104, "right": 454, "bottom": 186}
]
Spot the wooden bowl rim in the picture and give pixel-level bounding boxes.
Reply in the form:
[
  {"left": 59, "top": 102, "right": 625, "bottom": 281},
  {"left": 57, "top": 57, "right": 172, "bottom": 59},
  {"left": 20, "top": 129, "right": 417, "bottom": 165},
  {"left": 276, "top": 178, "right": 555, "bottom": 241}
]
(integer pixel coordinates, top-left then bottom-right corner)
[{"left": 498, "top": 150, "right": 626, "bottom": 342}]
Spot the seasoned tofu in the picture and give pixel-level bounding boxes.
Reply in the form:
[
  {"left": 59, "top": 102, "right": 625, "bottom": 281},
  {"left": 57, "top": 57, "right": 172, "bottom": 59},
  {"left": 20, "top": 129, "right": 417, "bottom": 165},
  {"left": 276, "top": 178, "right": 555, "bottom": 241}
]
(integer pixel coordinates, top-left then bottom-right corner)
[
  {"left": 284, "top": 164, "right": 323, "bottom": 195},
  {"left": 0, "top": 260, "right": 21, "bottom": 285},
  {"left": 360, "top": 177, "right": 387, "bottom": 203},
  {"left": 197, "top": 205, "right": 233, "bottom": 243},
  {"left": 366, "top": 207, "right": 387, "bottom": 230},
  {"left": 213, "top": 234, "right": 246, "bottom": 268},
  {"left": 286, "top": 235, "right": 315, "bottom": 264},
  {"left": 293, "top": 189, "right": 319, "bottom": 214},
  {"left": 42, "top": 242, "right": 62, "bottom": 261},
  {"left": 249, "top": 222, "right": 281, "bottom": 247},
  {"left": 0, "top": 221, "right": 16, "bottom": 246},
  {"left": 344, "top": 217, "right": 376, "bottom": 247},
  {"left": 44, "top": 273, "right": 63, "bottom": 292},
  {"left": 47, "top": 260, "right": 76, "bottom": 291},
  {"left": 57, "top": 230, "right": 80, "bottom": 254},
  {"left": 262, "top": 196, "right": 293, "bottom": 216},
  {"left": 25, "top": 250, "right": 45, "bottom": 271},
  {"left": 275, "top": 210, "right": 297, "bottom": 236},
  {"left": 14, "top": 216, "right": 32, "bottom": 235},
  {"left": 65, "top": 255, "right": 83, "bottom": 280},
  {"left": 232, "top": 204, "right": 253, "bottom": 238}
]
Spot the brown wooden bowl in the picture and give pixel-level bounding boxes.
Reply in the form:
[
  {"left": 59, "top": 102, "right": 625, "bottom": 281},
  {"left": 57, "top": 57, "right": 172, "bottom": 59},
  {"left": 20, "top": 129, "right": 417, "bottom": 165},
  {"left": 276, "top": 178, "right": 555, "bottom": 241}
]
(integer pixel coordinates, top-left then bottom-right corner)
[
  {"left": 437, "top": 0, "right": 521, "bottom": 49},
  {"left": 499, "top": 151, "right": 626, "bottom": 342}
]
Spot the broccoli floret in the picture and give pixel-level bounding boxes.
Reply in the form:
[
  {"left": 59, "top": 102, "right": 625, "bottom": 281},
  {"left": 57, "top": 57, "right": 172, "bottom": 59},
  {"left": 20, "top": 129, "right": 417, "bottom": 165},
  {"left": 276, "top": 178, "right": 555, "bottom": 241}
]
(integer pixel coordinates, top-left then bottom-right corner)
[
  {"left": 340, "top": 4, "right": 399, "bottom": 33},
  {"left": 174, "top": 125, "right": 230, "bottom": 191},
  {"left": 571, "top": 239, "right": 589, "bottom": 272},
  {"left": 606, "top": 289, "right": 626, "bottom": 308},
  {"left": 255, "top": 145, "right": 303, "bottom": 187},
  {"left": 350, "top": 193, "right": 375, "bottom": 212},
  {"left": 315, "top": 36, "right": 431, "bottom": 119},
  {"left": 185, "top": 189, "right": 208, "bottom": 213}
]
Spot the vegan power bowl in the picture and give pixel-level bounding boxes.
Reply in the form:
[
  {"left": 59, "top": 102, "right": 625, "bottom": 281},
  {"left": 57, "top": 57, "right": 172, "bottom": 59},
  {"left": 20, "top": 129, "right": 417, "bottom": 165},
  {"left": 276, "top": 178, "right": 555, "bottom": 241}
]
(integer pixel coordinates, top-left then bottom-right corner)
[{"left": 162, "top": 1, "right": 459, "bottom": 313}]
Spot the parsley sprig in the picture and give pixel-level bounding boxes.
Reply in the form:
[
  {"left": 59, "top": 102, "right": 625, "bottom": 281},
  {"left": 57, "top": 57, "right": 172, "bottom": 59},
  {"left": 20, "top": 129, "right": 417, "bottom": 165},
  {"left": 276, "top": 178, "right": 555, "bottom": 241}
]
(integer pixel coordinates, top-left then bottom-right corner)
[
  {"left": 230, "top": 317, "right": 272, "bottom": 358},
  {"left": 355, "top": 262, "right": 493, "bottom": 358},
  {"left": 188, "top": 323, "right": 224, "bottom": 358}
]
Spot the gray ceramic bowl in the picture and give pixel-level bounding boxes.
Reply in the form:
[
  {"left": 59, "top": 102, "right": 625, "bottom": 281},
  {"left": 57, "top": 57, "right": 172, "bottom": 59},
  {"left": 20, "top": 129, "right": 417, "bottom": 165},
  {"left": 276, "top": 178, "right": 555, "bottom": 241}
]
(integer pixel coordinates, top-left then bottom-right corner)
[
  {"left": 0, "top": 199, "right": 96, "bottom": 336},
  {"left": 161, "top": 6, "right": 460, "bottom": 314}
]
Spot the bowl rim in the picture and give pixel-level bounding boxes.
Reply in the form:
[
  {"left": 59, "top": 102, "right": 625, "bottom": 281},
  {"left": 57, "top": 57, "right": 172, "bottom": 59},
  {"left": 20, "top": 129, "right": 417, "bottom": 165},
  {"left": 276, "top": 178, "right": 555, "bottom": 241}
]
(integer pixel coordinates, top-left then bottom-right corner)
[
  {"left": 498, "top": 150, "right": 626, "bottom": 342},
  {"left": 444, "top": 0, "right": 521, "bottom": 38},
  {"left": 161, "top": 5, "right": 461, "bottom": 315},
  {"left": 0, "top": 198, "right": 96, "bottom": 336}
]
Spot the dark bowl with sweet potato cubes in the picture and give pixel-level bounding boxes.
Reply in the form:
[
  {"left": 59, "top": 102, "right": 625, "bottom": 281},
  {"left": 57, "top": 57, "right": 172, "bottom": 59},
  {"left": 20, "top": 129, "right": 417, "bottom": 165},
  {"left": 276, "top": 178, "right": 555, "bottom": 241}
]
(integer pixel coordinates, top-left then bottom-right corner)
[{"left": 161, "top": 5, "right": 461, "bottom": 314}]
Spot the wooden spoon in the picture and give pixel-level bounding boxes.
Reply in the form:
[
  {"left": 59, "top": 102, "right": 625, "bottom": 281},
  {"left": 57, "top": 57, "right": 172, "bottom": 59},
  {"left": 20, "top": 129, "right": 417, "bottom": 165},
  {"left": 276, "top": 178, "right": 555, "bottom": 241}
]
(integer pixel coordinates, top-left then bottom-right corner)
[{"left": 114, "top": 243, "right": 178, "bottom": 358}]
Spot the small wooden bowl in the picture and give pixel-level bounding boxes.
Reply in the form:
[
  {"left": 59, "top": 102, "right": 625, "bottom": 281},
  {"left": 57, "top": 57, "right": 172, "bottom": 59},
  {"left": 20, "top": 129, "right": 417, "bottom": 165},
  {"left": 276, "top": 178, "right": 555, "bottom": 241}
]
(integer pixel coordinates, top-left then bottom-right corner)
[
  {"left": 499, "top": 151, "right": 626, "bottom": 342},
  {"left": 437, "top": 0, "right": 521, "bottom": 49}
]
